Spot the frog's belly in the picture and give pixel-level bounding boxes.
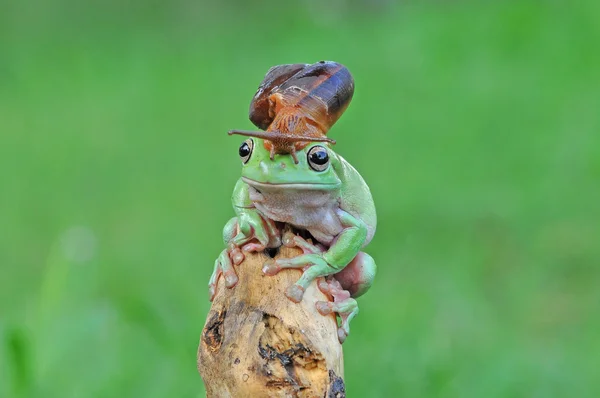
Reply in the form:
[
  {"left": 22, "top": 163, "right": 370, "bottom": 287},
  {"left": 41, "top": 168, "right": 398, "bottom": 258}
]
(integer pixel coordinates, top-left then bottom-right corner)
[{"left": 249, "top": 186, "right": 343, "bottom": 245}]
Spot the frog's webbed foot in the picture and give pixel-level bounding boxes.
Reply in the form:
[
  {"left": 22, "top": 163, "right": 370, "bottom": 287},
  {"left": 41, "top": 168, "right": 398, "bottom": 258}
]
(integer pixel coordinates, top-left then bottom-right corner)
[
  {"left": 209, "top": 237, "right": 270, "bottom": 301},
  {"left": 228, "top": 216, "right": 280, "bottom": 265},
  {"left": 210, "top": 215, "right": 281, "bottom": 301},
  {"left": 316, "top": 277, "right": 358, "bottom": 344},
  {"left": 227, "top": 243, "right": 245, "bottom": 266},
  {"left": 208, "top": 248, "right": 239, "bottom": 301}
]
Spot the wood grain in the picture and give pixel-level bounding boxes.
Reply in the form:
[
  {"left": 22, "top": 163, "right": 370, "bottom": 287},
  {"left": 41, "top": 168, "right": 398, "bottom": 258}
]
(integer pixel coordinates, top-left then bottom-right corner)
[{"left": 198, "top": 246, "right": 345, "bottom": 397}]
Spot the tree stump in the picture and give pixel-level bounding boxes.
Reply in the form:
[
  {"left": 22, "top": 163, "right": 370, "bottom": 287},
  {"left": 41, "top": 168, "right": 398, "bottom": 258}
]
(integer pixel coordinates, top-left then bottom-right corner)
[{"left": 198, "top": 246, "right": 345, "bottom": 397}]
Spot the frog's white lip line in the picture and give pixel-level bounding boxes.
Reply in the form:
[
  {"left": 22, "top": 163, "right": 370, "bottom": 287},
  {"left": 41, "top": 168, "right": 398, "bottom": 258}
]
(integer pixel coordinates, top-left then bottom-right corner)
[{"left": 242, "top": 177, "right": 340, "bottom": 190}]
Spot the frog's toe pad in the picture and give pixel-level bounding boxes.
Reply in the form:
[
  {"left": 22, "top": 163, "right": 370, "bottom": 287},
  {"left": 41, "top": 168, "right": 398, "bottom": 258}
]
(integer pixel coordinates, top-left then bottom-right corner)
[
  {"left": 262, "top": 259, "right": 280, "bottom": 276},
  {"left": 208, "top": 285, "right": 217, "bottom": 302},
  {"left": 242, "top": 243, "right": 265, "bottom": 253},
  {"left": 282, "top": 231, "right": 296, "bottom": 247},
  {"left": 337, "top": 328, "right": 348, "bottom": 344},
  {"left": 316, "top": 301, "right": 333, "bottom": 316},
  {"left": 317, "top": 278, "right": 332, "bottom": 295},
  {"left": 231, "top": 250, "right": 244, "bottom": 265},
  {"left": 224, "top": 271, "right": 239, "bottom": 288},
  {"left": 285, "top": 284, "right": 305, "bottom": 303}
]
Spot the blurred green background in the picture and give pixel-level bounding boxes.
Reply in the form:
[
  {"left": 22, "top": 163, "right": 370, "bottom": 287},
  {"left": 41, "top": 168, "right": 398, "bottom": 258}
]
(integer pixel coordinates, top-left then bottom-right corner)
[{"left": 1, "top": 0, "right": 599, "bottom": 397}]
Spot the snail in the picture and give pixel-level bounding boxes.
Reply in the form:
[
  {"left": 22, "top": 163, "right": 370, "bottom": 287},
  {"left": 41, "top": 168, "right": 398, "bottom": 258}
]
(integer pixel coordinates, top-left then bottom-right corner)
[{"left": 229, "top": 61, "right": 355, "bottom": 163}]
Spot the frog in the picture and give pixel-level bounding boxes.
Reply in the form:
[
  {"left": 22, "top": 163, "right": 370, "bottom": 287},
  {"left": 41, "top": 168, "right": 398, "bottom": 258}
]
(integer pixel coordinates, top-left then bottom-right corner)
[{"left": 209, "top": 136, "right": 377, "bottom": 343}]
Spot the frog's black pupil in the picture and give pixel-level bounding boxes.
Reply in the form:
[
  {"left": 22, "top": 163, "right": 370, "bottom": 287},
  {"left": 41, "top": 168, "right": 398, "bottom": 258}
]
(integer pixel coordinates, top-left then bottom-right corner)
[
  {"left": 239, "top": 143, "right": 250, "bottom": 157},
  {"left": 310, "top": 150, "right": 328, "bottom": 165}
]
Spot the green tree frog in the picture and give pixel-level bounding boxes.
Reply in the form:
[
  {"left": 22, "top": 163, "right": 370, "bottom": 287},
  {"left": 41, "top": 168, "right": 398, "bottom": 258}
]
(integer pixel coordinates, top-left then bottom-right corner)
[{"left": 209, "top": 137, "right": 377, "bottom": 342}]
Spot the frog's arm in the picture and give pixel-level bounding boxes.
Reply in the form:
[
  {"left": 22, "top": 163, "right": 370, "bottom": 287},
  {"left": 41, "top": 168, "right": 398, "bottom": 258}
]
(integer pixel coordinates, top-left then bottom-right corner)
[
  {"left": 211, "top": 179, "right": 276, "bottom": 301},
  {"left": 227, "top": 178, "right": 277, "bottom": 247},
  {"left": 332, "top": 152, "right": 377, "bottom": 246}
]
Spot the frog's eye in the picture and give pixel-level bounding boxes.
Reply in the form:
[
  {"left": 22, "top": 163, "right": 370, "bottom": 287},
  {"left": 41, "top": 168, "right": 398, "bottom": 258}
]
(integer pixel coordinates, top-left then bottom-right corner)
[
  {"left": 307, "top": 145, "right": 329, "bottom": 172},
  {"left": 239, "top": 139, "right": 253, "bottom": 164}
]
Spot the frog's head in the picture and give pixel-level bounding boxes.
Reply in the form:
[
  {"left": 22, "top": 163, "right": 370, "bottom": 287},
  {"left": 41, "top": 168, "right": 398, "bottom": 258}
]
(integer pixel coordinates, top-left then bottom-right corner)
[{"left": 235, "top": 137, "right": 341, "bottom": 191}]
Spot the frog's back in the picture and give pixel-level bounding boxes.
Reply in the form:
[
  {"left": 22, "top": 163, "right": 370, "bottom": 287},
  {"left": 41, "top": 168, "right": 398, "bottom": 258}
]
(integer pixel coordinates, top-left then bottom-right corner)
[{"left": 332, "top": 152, "right": 377, "bottom": 246}]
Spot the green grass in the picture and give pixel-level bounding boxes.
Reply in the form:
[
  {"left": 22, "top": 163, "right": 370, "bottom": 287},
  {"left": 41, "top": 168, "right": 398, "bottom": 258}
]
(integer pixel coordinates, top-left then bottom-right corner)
[{"left": 1, "top": 1, "right": 599, "bottom": 396}]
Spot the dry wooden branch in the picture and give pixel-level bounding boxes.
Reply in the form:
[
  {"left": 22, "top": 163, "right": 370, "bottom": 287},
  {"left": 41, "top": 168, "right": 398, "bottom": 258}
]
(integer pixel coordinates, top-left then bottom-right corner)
[{"left": 198, "top": 246, "right": 345, "bottom": 397}]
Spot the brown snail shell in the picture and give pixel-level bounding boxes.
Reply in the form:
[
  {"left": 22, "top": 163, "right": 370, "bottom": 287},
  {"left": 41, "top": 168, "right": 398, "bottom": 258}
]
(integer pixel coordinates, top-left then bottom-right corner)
[{"left": 249, "top": 61, "right": 355, "bottom": 136}]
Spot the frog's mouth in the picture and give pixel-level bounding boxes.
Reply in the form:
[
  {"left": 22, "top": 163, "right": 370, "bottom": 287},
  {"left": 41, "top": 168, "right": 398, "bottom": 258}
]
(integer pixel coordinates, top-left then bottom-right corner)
[{"left": 242, "top": 177, "right": 340, "bottom": 191}]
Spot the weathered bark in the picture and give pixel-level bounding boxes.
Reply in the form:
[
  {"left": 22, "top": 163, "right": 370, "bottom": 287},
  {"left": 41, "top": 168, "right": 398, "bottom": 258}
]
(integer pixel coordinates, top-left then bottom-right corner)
[{"left": 198, "top": 246, "right": 345, "bottom": 398}]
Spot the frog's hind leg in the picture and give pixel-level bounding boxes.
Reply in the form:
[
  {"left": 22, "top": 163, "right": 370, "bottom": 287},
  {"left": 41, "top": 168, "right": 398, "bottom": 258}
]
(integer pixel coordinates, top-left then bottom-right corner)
[
  {"left": 332, "top": 251, "right": 376, "bottom": 298},
  {"left": 316, "top": 277, "right": 358, "bottom": 344},
  {"left": 315, "top": 252, "right": 376, "bottom": 342}
]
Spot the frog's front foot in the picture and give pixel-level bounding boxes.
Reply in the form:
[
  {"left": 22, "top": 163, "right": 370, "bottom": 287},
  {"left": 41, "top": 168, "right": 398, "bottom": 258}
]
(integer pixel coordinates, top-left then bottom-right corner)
[
  {"left": 228, "top": 244, "right": 245, "bottom": 265},
  {"left": 208, "top": 247, "right": 240, "bottom": 301},
  {"left": 263, "top": 252, "right": 330, "bottom": 303},
  {"left": 262, "top": 261, "right": 307, "bottom": 302},
  {"left": 316, "top": 277, "right": 358, "bottom": 344}
]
